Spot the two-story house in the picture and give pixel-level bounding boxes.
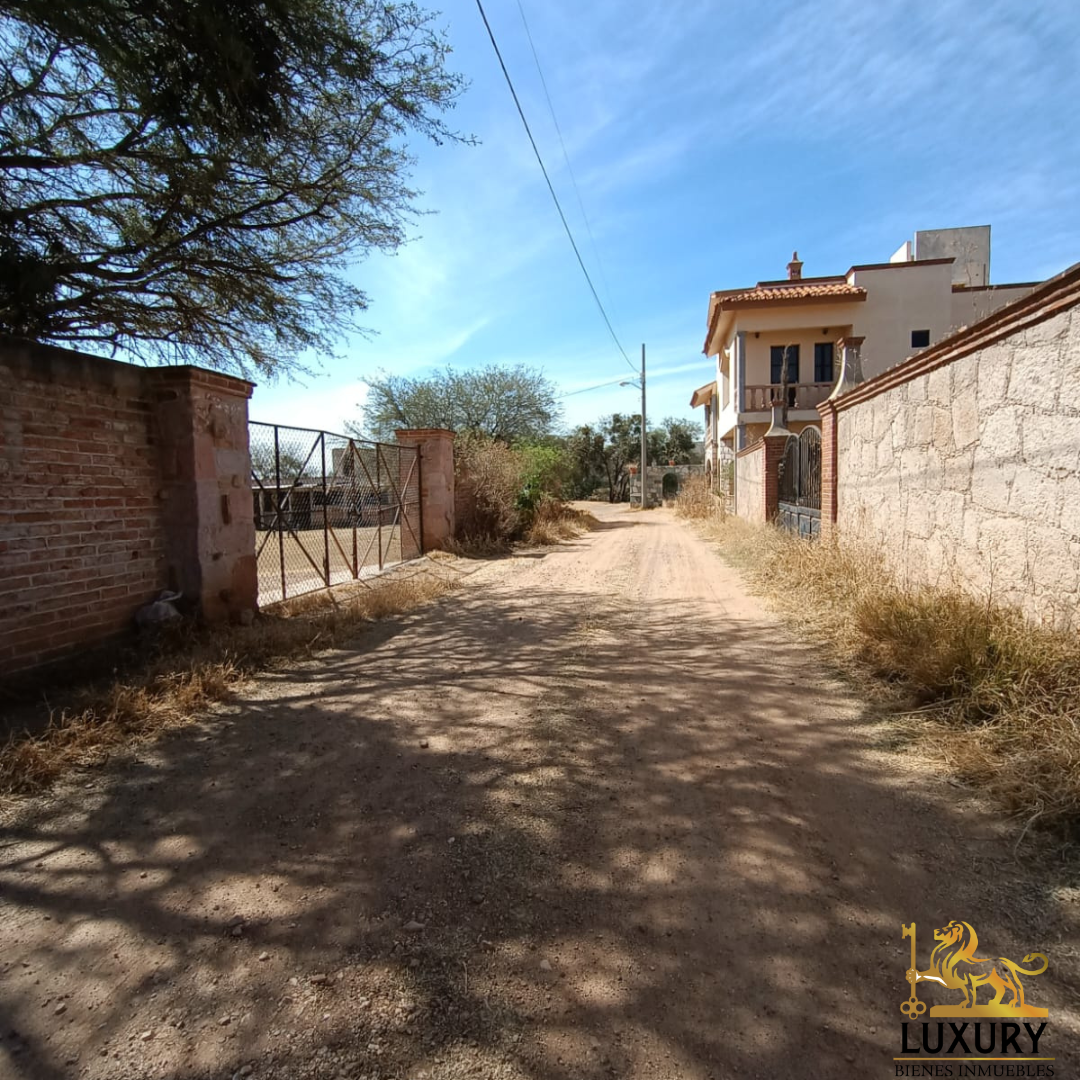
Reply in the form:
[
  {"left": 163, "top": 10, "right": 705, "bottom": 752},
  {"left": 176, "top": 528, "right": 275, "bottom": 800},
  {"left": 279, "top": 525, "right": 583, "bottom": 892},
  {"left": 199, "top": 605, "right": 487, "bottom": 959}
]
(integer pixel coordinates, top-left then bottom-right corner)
[{"left": 691, "top": 226, "right": 1039, "bottom": 486}]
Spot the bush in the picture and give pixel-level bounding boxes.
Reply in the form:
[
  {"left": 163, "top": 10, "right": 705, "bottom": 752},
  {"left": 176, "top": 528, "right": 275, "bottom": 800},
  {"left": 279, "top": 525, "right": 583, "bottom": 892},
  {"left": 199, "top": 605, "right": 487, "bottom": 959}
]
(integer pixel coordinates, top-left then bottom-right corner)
[
  {"left": 453, "top": 434, "right": 524, "bottom": 544},
  {"left": 674, "top": 474, "right": 723, "bottom": 521},
  {"left": 525, "top": 498, "right": 596, "bottom": 545},
  {"left": 516, "top": 442, "right": 572, "bottom": 514},
  {"left": 452, "top": 435, "right": 592, "bottom": 548}
]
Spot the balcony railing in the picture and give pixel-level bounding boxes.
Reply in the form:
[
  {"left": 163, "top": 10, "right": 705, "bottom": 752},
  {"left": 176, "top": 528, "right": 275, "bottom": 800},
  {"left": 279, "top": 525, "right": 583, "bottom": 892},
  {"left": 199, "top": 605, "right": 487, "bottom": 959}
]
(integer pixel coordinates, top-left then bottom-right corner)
[{"left": 741, "top": 382, "right": 834, "bottom": 412}]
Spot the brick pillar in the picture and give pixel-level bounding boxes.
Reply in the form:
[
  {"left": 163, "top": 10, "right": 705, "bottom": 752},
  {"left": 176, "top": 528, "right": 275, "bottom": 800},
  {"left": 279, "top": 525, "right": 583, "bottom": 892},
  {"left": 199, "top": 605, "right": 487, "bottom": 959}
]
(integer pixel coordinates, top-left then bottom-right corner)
[
  {"left": 150, "top": 367, "right": 258, "bottom": 621},
  {"left": 817, "top": 400, "right": 839, "bottom": 540},
  {"left": 762, "top": 434, "right": 787, "bottom": 522},
  {"left": 762, "top": 400, "right": 791, "bottom": 523},
  {"left": 395, "top": 428, "right": 455, "bottom": 552}
]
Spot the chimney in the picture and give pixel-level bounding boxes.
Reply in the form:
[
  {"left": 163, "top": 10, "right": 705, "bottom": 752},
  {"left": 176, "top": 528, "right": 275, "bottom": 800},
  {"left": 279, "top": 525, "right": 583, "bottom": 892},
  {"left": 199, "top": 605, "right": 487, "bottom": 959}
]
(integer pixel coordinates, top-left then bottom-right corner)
[{"left": 787, "top": 251, "right": 803, "bottom": 280}]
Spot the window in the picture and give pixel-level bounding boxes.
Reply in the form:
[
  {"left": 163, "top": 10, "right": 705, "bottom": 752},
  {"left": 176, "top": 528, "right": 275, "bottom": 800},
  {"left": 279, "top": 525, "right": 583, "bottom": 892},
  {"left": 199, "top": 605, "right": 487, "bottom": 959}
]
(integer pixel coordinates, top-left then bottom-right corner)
[
  {"left": 770, "top": 344, "right": 799, "bottom": 384},
  {"left": 770, "top": 345, "right": 799, "bottom": 407},
  {"left": 814, "top": 342, "right": 834, "bottom": 383},
  {"left": 911, "top": 329, "right": 930, "bottom": 348}
]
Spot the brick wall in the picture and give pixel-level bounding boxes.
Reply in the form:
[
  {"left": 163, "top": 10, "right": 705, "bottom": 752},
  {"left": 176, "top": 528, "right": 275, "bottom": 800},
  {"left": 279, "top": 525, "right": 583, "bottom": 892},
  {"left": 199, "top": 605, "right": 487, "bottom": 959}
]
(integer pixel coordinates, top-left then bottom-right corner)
[{"left": 0, "top": 337, "right": 257, "bottom": 677}]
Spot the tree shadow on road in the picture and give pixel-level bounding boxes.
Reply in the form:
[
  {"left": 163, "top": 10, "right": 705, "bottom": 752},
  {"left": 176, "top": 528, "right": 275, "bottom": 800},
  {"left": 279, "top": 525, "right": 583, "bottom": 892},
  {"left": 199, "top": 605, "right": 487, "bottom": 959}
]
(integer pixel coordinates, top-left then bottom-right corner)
[{"left": 1, "top": 559, "right": 1077, "bottom": 1079}]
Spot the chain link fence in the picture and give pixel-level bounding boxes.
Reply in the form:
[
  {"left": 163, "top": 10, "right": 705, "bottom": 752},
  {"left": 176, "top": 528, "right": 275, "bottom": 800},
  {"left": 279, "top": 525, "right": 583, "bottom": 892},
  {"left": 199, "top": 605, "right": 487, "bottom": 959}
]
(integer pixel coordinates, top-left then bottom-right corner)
[{"left": 249, "top": 422, "right": 422, "bottom": 604}]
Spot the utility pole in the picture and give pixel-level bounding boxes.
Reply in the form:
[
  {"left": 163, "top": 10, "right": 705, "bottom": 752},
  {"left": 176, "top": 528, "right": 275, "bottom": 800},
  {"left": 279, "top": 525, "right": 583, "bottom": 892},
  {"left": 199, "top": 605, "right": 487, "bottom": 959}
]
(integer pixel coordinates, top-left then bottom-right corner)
[{"left": 639, "top": 343, "right": 647, "bottom": 508}]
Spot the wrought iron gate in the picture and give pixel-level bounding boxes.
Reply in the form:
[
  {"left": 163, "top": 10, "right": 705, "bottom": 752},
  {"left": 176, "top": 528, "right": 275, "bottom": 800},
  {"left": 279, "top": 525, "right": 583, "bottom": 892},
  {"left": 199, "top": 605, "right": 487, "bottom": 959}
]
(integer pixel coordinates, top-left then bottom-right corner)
[
  {"left": 249, "top": 422, "right": 422, "bottom": 604},
  {"left": 777, "top": 426, "right": 822, "bottom": 538}
]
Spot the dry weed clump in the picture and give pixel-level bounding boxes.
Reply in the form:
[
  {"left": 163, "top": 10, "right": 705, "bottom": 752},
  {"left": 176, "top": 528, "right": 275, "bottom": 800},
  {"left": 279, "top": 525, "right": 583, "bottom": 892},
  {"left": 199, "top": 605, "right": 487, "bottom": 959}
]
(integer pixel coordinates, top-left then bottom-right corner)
[
  {"left": 0, "top": 565, "right": 461, "bottom": 800},
  {"left": 453, "top": 434, "right": 524, "bottom": 545},
  {"left": 451, "top": 434, "right": 594, "bottom": 552},
  {"left": 702, "top": 516, "right": 1080, "bottom": 831},
  {"left": 525, "top": 499, "right": 596, "bottom": 545},
  {"left": 674, "top": 475, "right": 724, "bottom": 521}
]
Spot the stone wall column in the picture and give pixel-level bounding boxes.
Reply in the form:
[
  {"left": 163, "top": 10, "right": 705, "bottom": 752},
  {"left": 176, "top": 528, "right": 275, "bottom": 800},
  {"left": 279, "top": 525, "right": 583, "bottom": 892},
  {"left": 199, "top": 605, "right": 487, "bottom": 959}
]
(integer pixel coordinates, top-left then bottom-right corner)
[
  {"left": 395, "top": 428, "right": 455, "bottom": 552},
  {"left": 832, "top": 335, "right": 866, "bottom": 397},
  {"left": 150, "top": 367, "right": 257, "bottom": 621}
]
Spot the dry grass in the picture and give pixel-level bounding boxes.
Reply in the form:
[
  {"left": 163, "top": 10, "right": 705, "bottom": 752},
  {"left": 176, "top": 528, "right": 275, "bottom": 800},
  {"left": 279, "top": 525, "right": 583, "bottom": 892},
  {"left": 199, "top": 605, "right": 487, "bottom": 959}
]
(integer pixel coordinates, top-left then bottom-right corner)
[
  {"left": 0, "top": 564, "right": 463, "bottom": 801},
  {"left": 525, "top": 499, "right": 597, "bottom": 545},
  {"left": 453, "top": 435, "right": 524, "bottom": 544},
  {"left": 446, "top": 499, "right": 596, "bottom": 554},
  {"left": 673, "top": 475, "right": 725, "bottom": 522},
  {"left": 443, "top": 534, "right": 514, "bottom": 557},
  {"left": 703, "top": 516, "right": 1080, "bottom": 832}
]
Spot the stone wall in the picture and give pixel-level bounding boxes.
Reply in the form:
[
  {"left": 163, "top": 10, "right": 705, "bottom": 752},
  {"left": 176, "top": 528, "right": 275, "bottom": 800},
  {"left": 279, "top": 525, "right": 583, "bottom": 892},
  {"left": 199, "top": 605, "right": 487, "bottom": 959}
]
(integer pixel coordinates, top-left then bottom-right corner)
[
  {"left": 630, "top": 463, "right": 706, "bottom": 507},
  {"left": 825, "top": 266, "right": 1080, "bottom": 628},
  {"left": 0, "top": 338, "right": 257, "bottom": 676},
  {"left": 735, "top": 443, "right": 764, "bottom": 522}
]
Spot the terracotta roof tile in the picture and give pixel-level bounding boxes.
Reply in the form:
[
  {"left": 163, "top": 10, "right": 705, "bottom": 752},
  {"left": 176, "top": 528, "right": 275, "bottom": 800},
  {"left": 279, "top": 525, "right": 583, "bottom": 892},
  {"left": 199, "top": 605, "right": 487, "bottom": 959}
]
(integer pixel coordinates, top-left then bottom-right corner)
[
  {"left": 714, "top": 281, "right": 866, "bottom": 305},
  {"left": 702, "top": 279, "right": 867, "bottom": 354}
]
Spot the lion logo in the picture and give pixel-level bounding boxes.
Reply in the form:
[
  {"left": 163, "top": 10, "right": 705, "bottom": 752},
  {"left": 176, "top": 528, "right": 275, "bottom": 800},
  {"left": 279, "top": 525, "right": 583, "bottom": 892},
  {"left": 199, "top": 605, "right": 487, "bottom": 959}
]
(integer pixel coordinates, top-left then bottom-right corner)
[{"left": 902, "top": 920, "right": 1049, "bottom": 1018}]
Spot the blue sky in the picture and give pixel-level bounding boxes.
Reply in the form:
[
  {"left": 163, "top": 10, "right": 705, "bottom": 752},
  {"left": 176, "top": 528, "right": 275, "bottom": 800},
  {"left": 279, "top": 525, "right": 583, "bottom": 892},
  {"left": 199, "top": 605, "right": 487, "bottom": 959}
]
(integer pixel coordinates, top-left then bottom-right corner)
[{"left": 249, "top": 0, "right": 1080, "bottom": 436}]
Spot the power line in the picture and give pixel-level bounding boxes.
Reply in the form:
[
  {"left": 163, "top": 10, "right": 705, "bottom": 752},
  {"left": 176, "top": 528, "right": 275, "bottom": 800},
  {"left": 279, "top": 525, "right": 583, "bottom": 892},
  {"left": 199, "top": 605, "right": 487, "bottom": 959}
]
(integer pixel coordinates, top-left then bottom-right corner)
[
  {"left": 514, "top": 0, "right": 620, "bottom": 329},
  {"left": 473, "top": 0, "right": 636, "bottom": 375},
  {"left": 558, "top": 373, "right": 637, "bottom": 399}
]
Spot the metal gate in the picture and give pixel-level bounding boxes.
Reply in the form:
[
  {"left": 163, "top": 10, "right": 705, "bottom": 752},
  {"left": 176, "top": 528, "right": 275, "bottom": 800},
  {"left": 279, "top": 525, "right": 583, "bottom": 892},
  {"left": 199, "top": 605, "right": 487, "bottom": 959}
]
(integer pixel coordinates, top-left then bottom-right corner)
[
  {"left": 249, "top": 422, "right": 422, "bottom": 604},
  {"left": 777, "top": 427, "right": 822, "bottom": 538}
]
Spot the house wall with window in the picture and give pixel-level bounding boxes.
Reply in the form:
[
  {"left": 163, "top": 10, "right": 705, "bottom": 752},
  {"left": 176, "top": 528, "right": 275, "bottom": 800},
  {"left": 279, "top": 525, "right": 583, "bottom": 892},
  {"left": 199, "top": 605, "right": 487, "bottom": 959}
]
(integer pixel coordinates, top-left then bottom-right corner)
[
  {"left": 847, "top": 261, "right": 955, "bottom": 376},
  {"left": 697, "top": 234, "right": 1041, "bottom": 453},
  {"left": 723, "top": 269, "right": 1036, "bottom": 407}
]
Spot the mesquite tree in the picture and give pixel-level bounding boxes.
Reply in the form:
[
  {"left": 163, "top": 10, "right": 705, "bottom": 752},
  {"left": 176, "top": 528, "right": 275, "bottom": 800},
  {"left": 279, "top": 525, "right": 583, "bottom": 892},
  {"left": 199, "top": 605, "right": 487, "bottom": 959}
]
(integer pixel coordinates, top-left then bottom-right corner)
[
  {"left": 355, "top": 365, "right": 562, "bottom": 443},
  {"left": 0, "top": 0, "right": 466, "bottom": 378}
]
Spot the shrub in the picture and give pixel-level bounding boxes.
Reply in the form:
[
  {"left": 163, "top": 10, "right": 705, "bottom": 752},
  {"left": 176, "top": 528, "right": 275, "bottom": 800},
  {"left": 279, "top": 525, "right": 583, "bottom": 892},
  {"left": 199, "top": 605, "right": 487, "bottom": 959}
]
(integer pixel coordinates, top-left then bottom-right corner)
[
  {"left": 453, "top": 433, "right": 525, "bottom": 544},
  {"left": 525, "top": 498, "right": 596, "bottom": 545},
  {"left": 452, "top": 435, "right": 592, "bottom": 549},
  {"left": 516, "top": 441, "right": 572, "bottom": 514},
  {"left": 674, "top": 474, "right": 723, "bottom": 520}
]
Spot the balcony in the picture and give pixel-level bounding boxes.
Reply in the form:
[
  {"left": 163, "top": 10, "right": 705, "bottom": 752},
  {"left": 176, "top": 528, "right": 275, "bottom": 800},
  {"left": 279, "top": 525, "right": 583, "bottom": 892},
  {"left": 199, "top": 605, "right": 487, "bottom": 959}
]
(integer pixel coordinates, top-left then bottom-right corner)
[{"left": 741, "top": 382, "right": 834, "bottom": 412}]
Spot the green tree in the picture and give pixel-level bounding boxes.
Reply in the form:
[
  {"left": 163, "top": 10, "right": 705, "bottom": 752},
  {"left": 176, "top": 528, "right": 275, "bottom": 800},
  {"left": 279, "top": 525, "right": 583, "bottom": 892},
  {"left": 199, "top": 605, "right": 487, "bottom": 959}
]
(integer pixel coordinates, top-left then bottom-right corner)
[
  {"left": 563, "top": 425, "right": 607, "bottom": 500},
  {"left": 647, "top": 417, "right": 703, "bottom": 465},
  {"left": 565, "top": 414, "right": 642, "bottom": 503},
  {"left": 356, "top": 365, "right": 561, "bottom": 443},
  {"left": 0, "top": 0, "right": 466, "bottom": 377},
  {"left": 516, "top": 440, "right": 572, "bottom": 512},
  {"left": 1, "top": 0, "right": 301, "bottom": 138}
]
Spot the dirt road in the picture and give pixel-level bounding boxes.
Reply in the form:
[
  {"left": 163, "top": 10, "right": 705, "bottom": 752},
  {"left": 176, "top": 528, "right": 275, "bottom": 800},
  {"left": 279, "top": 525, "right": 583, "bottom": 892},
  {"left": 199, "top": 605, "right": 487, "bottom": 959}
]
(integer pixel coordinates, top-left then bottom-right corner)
[{"left": 2, "top": 504, "right": 1077, "bottom": 1080}]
